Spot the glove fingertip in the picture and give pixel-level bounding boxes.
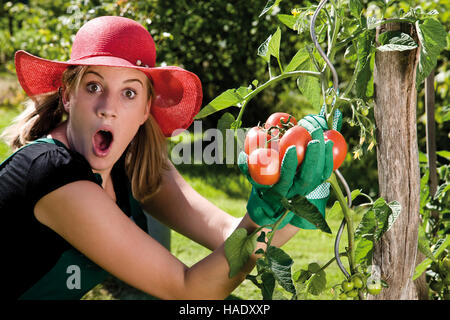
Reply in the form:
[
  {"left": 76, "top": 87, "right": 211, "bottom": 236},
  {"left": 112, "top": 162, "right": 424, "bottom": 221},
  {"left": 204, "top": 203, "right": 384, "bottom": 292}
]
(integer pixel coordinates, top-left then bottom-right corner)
[
  {"left": 238, "top": 151, "right": 250, "bottom": 175},
  {"left": 309, "top": 126, "right": 325, "bottom": 141},
  {"left": 283, "top": 145, "right": 298, "bottom": 163},
  {"left": 238, "top": 150, "right": 248, "bottom": 162},
  {"left": 279, "top": 146, "right": 298, "bottom": 179},
  {"left": 322, "top": 140, "right": 334, "bottom": 180}
]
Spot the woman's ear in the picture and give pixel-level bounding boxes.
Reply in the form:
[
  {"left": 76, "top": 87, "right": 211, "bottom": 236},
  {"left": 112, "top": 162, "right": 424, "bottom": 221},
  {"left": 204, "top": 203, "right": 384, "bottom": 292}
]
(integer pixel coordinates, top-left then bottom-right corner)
[
  {"left": 141, "top": 100, "right": 151, "bottom": 125},
  {"left": 60, "top": 87, "right": 71, "bottom": 112}
]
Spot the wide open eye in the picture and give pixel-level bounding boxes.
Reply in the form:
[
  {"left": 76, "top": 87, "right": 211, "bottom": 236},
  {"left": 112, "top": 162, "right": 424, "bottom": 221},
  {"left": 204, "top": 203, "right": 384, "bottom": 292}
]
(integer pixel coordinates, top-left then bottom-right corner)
[
  {"left": 124, "top": 89, "right": 137, "bottom": 99},
  {"left": 87, "top": 82, "right": 102, "bottom": 93}
]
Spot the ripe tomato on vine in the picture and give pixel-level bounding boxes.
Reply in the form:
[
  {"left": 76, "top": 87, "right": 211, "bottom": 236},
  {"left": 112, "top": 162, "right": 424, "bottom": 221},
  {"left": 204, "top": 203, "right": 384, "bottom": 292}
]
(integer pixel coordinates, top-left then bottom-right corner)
[
  {"left": 244, "top": 126, "right": 272, "bottom": 155},
  {"left": 248, "top": 148, "right": 281, "bottom": 185},
  {"left": 278, "top": 125, "right": 311, "bottom": 168},
  {"left": 324, "top": 129, "right": 347, "bottom": 171}
]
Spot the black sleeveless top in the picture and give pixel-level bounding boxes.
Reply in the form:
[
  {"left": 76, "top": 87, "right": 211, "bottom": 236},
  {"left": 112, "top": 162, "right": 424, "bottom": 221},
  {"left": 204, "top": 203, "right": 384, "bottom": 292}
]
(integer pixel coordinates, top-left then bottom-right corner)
[{"left": 0, "top": 139, "right": 148, "bottom": 299}]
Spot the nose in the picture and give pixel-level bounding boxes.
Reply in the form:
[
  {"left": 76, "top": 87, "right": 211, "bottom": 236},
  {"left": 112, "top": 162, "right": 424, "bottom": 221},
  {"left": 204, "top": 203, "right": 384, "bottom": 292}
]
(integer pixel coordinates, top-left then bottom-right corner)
[{"left": 95, "top": 96, "right": 117, "bottom": 119}]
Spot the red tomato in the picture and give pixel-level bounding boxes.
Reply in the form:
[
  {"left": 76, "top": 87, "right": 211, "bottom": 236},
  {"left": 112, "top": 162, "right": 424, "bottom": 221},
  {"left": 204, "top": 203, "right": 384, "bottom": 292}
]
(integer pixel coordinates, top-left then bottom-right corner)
[
  {"left": 244, "top": 127, "right": 271, "bottom": 155},
  {"left": 324, "top": 130, "right": 347, "bottom": 171},
  {"left": 248, "top": 148, "right": 280, "bottom": 185},
  {"left": 264, "top": 112, "right": 297, "bottom": 137},
  {"left": 278, "top": 126, "right": 312, "bottom": 167}
]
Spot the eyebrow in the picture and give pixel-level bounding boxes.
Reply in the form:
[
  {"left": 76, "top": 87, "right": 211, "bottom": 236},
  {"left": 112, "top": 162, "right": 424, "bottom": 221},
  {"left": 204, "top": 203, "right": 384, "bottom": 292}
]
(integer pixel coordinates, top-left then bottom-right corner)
[
  {"left": 123, "top": 78, "right": 144, "bottom": 88},
  {"left": 85, "top": 70, "right": 143, "bottom": 88}
]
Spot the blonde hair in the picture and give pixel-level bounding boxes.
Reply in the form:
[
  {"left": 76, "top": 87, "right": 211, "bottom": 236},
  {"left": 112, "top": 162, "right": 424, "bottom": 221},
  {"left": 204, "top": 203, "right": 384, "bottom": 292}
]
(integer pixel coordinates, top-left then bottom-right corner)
[{"left": 1, "top": 65, "right": 169, "bottom": 202}]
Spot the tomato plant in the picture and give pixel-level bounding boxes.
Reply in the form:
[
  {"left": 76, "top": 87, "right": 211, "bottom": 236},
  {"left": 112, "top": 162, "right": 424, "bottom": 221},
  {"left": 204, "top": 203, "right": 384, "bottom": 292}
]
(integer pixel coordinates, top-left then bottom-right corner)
[
  {"left": 324, "top": 130, "right": 347, "bottom": 171},
  {"left": 194, "top": 0, "right": 446, "bottom": 301},
  {"left": 278, "top": 125, "right": 311, "bottom": 167},
  {"left": 248, "top": 148, "right": 280, "bottom": 185}
]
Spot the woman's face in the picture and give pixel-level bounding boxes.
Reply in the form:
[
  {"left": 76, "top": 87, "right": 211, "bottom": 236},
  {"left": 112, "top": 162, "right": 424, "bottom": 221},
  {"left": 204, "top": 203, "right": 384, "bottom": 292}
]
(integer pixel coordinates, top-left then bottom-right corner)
[{"left": 63, "top": 66, "right": 151, "bottom": 173}]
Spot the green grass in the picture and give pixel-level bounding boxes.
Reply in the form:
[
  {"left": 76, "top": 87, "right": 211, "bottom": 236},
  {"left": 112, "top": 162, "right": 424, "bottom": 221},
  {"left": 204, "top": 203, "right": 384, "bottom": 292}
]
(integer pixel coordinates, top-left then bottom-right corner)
[
  {"left": 0, "top": 107, "right": 20, "bottom": 161},
  {"left": 0, "top": 105, "right": 359, "bottom": 300}
]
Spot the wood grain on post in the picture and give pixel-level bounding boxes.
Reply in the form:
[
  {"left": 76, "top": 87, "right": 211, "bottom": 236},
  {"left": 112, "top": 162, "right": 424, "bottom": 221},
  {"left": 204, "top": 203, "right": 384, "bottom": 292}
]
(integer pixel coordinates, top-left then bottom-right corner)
[{"left": 372, "top": 22, "right": 422, "bottom": 299}]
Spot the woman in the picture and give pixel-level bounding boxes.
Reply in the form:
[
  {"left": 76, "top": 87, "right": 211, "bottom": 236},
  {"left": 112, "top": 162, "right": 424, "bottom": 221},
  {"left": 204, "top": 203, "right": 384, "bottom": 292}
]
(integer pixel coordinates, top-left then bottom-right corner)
[{"left": 1, "top": 16, "right": 332, "bottom": 300}]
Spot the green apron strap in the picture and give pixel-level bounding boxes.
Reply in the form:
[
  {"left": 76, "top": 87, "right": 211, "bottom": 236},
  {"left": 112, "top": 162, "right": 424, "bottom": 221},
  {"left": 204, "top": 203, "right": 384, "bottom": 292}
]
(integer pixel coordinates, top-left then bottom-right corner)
[
  {"left": 19, "top": 248, "right": 109, "bottom": 300},
  {"left": 0, "top": 138, "right": 63, "bottom": 166}
]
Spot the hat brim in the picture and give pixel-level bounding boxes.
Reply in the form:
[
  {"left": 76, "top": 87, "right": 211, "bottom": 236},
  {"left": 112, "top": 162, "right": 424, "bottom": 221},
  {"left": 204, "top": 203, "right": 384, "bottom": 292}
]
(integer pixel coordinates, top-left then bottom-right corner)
[{"left": 15, "top": 50, "right": 202, "bottom": 137}]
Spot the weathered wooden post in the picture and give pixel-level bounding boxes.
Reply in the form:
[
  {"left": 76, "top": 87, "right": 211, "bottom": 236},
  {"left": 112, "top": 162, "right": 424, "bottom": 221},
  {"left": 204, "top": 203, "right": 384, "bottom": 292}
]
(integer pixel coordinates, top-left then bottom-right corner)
[{"left": 371, "top": 22, "right": 422, "bottom": 299}]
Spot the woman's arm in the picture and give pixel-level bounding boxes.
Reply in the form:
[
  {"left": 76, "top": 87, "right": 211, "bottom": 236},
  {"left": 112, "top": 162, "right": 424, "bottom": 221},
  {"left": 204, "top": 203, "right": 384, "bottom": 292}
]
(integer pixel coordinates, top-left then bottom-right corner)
[
  {"left": 141, "top": 161, "right": 241, "bottom": 251},
  {"left": 34, "top": 180, "right": 296, "bottom": 299}
]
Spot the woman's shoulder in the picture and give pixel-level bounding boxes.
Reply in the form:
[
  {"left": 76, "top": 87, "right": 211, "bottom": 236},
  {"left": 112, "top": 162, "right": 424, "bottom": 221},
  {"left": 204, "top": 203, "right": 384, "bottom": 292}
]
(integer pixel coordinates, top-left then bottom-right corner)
[
  {"left": 2, "top": 141, "right": 89, "bottom": 175},
  {"left": 1, "top": 141, "right": 100, "bottom": 208}
]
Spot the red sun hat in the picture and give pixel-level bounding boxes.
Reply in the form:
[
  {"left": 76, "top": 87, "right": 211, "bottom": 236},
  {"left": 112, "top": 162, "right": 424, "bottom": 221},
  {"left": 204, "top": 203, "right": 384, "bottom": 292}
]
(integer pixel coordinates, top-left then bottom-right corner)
[{"left": 14, "top": 15, "right": 202, "bottom": 137}]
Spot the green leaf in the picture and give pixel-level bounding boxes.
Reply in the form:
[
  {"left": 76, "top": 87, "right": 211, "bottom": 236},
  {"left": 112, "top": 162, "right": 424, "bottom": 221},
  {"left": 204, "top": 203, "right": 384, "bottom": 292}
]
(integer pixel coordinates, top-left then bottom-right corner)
[
  {"left": 413, "top": 236, "right": 449, "bottom": 280},
  {"left": 386, "top": 200, "right": 401, "bottom": 233},
  {"left": 372, "top": 198, "right": 400, "bottom": 241},
  {"left": 307, "top": 262, "right": 321, "bottom": 273},
  {"left": 351, "top": 189, "right": 362, "bottom": 201},
  {"left": 258, "top": 35, "right": 271, "bottom": 62},
  {"left": 420, "top": 170, "right": 430, "bottom": 213},
  {"left": 434, "top": 182, "right": 449, "bottom": 200},
  {"left": 257, "top": 231, "right": 267, "bottom": 243},
  {"left": 436, "top": 150, "right": 450, "bottom": 160},
  {"left": 293, "top": 268, "right": 312, "bottom": 283},
  {"left": 259, "top": 0, "right": 282, "bottom": 17},
  {"left": 328, "top": 200, "right": 343, "bottom": 218},
  {"left": 281, "top": 195, "right": 332, "bottom": 234},
  {"left": 296, "top": 59, "right": 321, "bottom": 107},
  {"left": 377, "top": 31, "right": 418, "bottom": 52},
  {"left": 277, "top": 14, "right": 297, "bottom": 30},
  {"left": 417, "top": 225, "right": 435, "bottom": 261},
  {"left": 349, "top": 0, "right": 363, "bottom": 18},
  {"left": 355, "top": 198, "right": 400, "bottom": 243},
  {"left": 266, "top": 246, "right": 296, "bottom": 294},
  {"left": 415, "top": 18, "right": 448, "bottom": 87},
  {"left": 258, "top": 27, "right": 282, "bottom": 62},
  {"left": 306, "top": 269, "right": 327, "bottom": 296},
  {"left": 344, "top": 43, "right": 357, "bottom": 62},
  {"left": 269, "top": 27, "right": 282, "bottom": 60},
  {"left": 432, "top": 236, "right": 450, "bottom": 257},
  {"left": 285, "top": 46, "right": 309, "bottom": 72},
  {"left": 355, "top": 208, "right": 375, "bottom": 240},
  {"left": 418, "top": 151, "right": 428, "bottom": 163},
  {"left": 195, "top": 88, "right": 248, "bottom": 119},
  {"left": 224, "top": 228, "right": 258, "bottom": 278},
  {"left": 261, "top": 272, "right": 276, "bottom": 300},
  {"left": 355, "top": 237, "right": 374, "bottom": 266},
  {"left": 217, "top": 112, "right": 235, "bottom": 132},
  {"left": 413, "top": 258, "right": 433, "bottom": 280},
  {"left": 355, "top": 30, "right": 375, "bottom": 99}
]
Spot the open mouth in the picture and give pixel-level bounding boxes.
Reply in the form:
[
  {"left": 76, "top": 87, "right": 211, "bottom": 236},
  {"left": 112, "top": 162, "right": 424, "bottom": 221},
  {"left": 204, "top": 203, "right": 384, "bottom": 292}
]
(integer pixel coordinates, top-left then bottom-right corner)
[{"left": 93, "top": 129, "right": 113, "bottom": 156}]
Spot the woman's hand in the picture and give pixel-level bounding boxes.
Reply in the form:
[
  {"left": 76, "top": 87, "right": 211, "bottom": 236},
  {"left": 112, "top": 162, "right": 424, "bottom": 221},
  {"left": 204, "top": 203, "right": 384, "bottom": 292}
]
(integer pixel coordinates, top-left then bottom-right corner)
[{"left": 239, "top": 112, "right": 344, "bottom": 230}]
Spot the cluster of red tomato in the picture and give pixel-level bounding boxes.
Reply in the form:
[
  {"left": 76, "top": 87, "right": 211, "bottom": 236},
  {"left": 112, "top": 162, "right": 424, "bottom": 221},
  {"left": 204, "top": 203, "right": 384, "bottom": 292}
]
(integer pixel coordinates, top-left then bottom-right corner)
[{"left": 244, "top": 112, "right": 347, "bottom": 185}]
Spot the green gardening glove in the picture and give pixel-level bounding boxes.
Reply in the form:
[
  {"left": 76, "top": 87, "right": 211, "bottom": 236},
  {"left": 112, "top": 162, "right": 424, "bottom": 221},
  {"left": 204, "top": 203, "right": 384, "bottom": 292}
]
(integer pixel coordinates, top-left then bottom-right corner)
[
  {"left": 287, "top": 109, "right": 343, "bottom": 229},
  {"left": 238, "top": 146, "right": 298, "bottom": 229}
]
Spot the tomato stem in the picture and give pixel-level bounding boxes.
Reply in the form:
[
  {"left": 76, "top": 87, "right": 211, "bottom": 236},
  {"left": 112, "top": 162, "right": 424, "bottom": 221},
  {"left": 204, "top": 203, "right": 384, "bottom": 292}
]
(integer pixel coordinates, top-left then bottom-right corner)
[
  {"left": 319, "top": 251, "right": 348, "bottom": 273},
  {"left": 266, "top": 208, "right": 290, "bottom": 248},
  {"left": 328, "top": 172, "right": 356, "bottom": 274},
  {"left": 234, "top": 70, "right": 321, "bottom": 129}
]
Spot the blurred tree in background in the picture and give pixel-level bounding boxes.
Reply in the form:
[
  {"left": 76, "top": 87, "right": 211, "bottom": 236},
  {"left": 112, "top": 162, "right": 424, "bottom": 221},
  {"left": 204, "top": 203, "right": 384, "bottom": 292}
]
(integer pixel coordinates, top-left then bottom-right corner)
[{"left": 0, "top": 0, "right": 448, "bottom": 197}]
